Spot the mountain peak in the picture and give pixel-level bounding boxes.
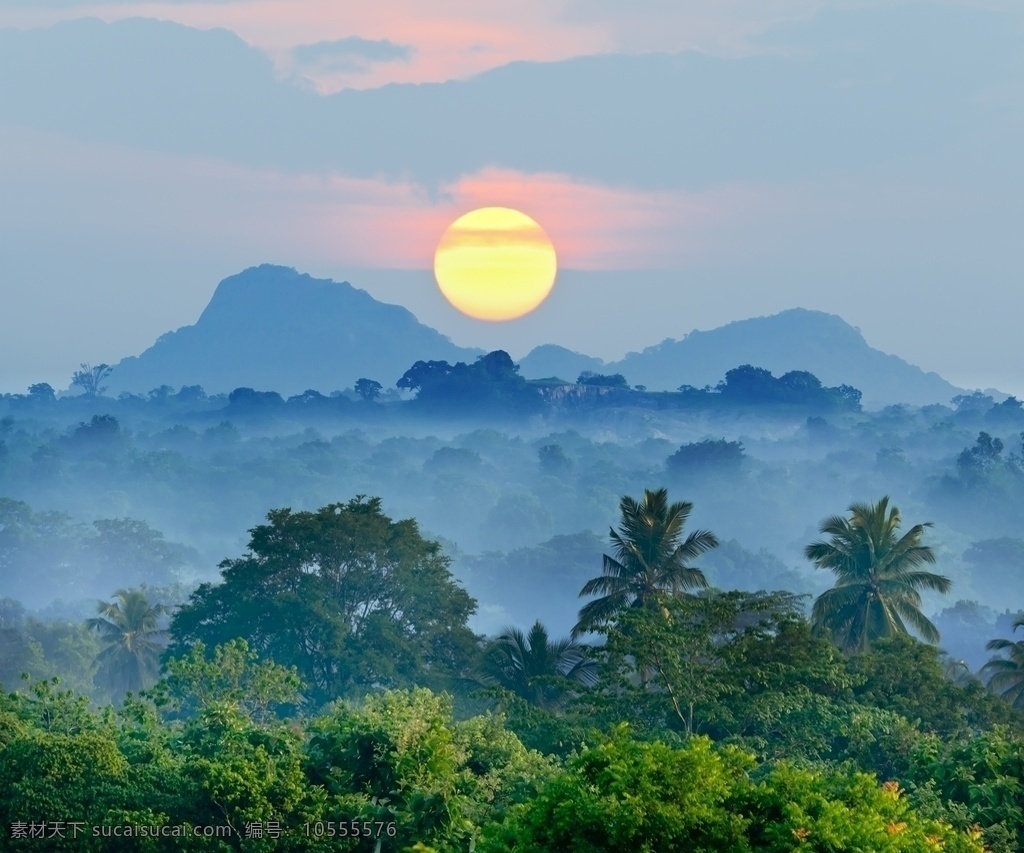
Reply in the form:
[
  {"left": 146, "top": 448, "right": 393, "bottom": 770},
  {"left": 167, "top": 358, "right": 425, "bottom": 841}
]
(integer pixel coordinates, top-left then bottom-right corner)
[
  {"left": 108, "top": 265, "right": 481, "bottom": 395},
  {"left": 606, "top": 308, "right": 960, "bottom": 407}
]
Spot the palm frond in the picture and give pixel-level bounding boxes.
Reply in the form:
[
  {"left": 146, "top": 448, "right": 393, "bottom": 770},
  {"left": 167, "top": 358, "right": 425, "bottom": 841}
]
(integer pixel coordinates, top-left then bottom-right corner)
[
  {"left": 575, "top": 488, "right": 718, "bottom": 636},
  {"left": 891, "top": 598, "right": 941, "bottom": 644},
  {"left": 808, "top": 497, "right": 946, "bottom": 651}
]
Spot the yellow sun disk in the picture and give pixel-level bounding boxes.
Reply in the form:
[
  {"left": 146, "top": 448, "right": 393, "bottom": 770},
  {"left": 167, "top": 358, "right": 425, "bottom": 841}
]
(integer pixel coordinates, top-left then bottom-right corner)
[{"left": 434, "top": 208, "right": 557, "bottom": 321}]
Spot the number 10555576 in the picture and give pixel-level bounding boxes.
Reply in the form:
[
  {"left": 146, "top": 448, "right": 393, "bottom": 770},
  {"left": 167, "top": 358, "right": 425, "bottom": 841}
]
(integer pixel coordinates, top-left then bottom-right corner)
[{"left": 303, "top": 821, "right": 397, "bottom": 838}]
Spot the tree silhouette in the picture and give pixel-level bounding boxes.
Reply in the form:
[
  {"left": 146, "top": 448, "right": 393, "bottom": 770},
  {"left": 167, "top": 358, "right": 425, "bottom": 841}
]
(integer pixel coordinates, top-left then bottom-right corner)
[
  {"left": 70, "top": 363, "right": 112, "bottom": 397},
  {"left": 354, "top": 378, "right": 383, "bottom": 401}
]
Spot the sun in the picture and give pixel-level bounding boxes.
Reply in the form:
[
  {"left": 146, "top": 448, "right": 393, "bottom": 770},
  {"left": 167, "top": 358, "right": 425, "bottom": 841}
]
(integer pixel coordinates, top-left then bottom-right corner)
[{"left": 434, "top": 207, "right": 558, "bottom": 321}]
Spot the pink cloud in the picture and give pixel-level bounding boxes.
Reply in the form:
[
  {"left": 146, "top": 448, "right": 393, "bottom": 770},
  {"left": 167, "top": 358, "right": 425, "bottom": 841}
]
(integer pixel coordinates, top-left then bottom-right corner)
[
  {"left": 295, "top": 167, "right": 778, "bottom": 270},
  {"left": 0, "top": 0, "right": 828, "bottom": 91},
  {"left": 2, "top": 127, "right": 780, "bottom": 272},
  {"left": 3, "top": 0, "right": 608, "bottom": 91}
]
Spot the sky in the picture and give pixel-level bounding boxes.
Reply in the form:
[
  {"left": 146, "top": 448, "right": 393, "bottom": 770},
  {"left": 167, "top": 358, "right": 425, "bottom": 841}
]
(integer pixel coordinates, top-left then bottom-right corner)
[{"left": 1, "top": 0, "right": 1023, "bottom": 395}]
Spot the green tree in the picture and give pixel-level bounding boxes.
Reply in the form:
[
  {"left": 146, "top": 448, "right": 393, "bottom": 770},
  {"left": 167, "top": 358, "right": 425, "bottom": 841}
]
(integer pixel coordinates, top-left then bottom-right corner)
[
  {"left": 908, "top": 727, "right": 1024, "bottom": 853},
  {"left": 175, "top": 704, "right": 312, "bottom": 849},
  {"left": 150, "top": 639, "right": 303, "bottom": 723},
  {"left": 600, "top": 590, "right": 803, "bottom": 737},
  {"left": 982, "top": 615, "right": 1024, "bottom": 710},
  {"left": 0, "top": 605, "right": 100, "bottom": 697},
  {"left": 304, "top": 688, "right": 555, "bottom": 852},
  {"left": 480, "top": 728, "right": 754, "bottom": 852},
  {"left": 806, "top": 496, "right": 951, "bottom": 651},
  {"left": 0, "top": 709, "right": 132, "bottom": 850},
  {"left": 480, "top": 727, "right": 984, "bottom": 852},
  {"left": 573, "top": 488, "right": 716, "bottom": 637},
  {"left": 88, "top": 589, "right": 168, "bottom": 703},
  {"left": 849, "top": 634, "right": 1018, "bottom": 736},
  {"left": 480, "top": 621, "right": 597, "bottom": 710},
  {"left": 166, "top": 497, "right": 478, "bottom": 705}
]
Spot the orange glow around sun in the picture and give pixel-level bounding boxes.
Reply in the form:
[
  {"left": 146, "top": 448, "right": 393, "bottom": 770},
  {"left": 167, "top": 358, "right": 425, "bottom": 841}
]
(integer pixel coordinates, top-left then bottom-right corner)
[{"left": 433, "top": 207, "right": 557, "bottom": 321}]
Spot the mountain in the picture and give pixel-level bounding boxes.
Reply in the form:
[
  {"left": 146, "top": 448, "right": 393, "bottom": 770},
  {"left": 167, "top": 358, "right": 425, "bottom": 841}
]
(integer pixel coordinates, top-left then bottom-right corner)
[
  {"left": 516, "top": 345, "right": 606, "bottom": 384},
  {"left": 109, "top": 268, "right": 963, "bottom": 406},
  {"left": 107, "top": 265, "right": 482, "bottom": 395},
  {"left": 592, "top": 309, "right": 962, "bottom": 407}
]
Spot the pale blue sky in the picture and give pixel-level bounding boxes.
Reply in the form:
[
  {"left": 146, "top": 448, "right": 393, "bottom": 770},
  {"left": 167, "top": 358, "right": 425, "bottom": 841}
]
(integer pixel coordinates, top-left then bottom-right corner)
[{"left": 1, "top": 1, "right": 1022, "bottom": 395}]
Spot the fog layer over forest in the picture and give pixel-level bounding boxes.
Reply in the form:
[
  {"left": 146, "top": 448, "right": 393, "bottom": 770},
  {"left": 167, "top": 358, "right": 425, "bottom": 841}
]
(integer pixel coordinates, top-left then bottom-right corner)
[{"left": 2, "top": 356, "right": 1022, "bottom": 675}]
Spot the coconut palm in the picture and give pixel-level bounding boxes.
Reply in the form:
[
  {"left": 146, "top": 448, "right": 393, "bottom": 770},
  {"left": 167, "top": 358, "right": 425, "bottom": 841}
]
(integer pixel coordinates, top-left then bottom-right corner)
[
  {"left": 87, "top": 588, "right": 168, "bottom": 701},
  {"left": 481, "top": 620, "right": 598, "bottom": 710},
  {"left": 981, "top": 616, "right": 1024, "bottom": 710},
  {"left": 806, "top": 496, "right": 951, "bottom": 652},
  {"left": 941, "top": 655, "right": 977, "bottom": 688},
  {"left": 573, "top": 488, "right": 717, "bottom": 638}
]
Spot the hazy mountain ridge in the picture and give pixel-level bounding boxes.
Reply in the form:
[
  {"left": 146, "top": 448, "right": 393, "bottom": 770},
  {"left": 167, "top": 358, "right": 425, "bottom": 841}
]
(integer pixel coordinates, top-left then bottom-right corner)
[
  {"left": 108, "top": 265, "right": 482, "bottom": 395},
  {"left": 518, "top": 309, "right": 964, "bottom": 406},
  {"left": 603, "top": 309, "right": 963, "bottom": 407},
  {"left": 517, "top": 345, "right": 606, "bottom": 383},
  {"left": 107, "top": 265, "right": 966, "bottom": 406}
]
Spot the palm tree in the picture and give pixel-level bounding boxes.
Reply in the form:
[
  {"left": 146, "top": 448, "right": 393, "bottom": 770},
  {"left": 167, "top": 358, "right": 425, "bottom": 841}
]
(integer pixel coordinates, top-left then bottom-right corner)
[
  {"left": 481, "top": 620, "right": 598, "bottom": 710},
  {"left": 87, "top": 588, "right": 168, "bottom": 701},
  {"left": 805, "top": 496, "right": 951, "bottom": 652},
  {"left": 941, "top": 655, "right": 976, "bottom": 688},
  {"left": 573, "top": 488, "right": 717, "bottom": 638},
  {"left": 981, "top": 616, "right": 1024, "bottom": 710}
]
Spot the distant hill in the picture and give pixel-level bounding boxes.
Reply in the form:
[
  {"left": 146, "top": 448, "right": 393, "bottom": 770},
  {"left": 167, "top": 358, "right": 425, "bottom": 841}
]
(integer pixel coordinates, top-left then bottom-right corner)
[
  {"left": 516, "top": 345, "right": 606, "bottom": 385},
  {"left": 108, "top": 269, "right": 964, "bottom": 406},
  {"left": 517, "top": 309, "right": 963, "bottom": 407},
  {"left": 107, "top": 265, "right": 482, "bottom": 395},
  {"left": 617, "top": 310, "right": 963, "bottom": 406}
]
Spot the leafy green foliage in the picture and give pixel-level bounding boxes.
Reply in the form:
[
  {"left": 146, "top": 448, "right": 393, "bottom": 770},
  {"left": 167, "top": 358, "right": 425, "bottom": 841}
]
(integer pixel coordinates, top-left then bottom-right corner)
[
  {"left": 598, "top": 591, "right": 811, "bottom": 738},
  {"left": 175, "top": 704, "right": 311, "bottom": 850},
  {"left": 481, "top": 728, "right": 981, "bottom": 852},
  {"left": 304, "top": 688, "right": 556, "bottom": 851},
  {"left": 982, "top": 615, "right": 1024, "bottom": 710},
  {"left": 574, "top": 487, "right": 716, "bottom": 637},
  {"left": 908, "top": 727, "right": 1024, "bottom": 853},
  {"left": 150, "top": 639, "right": 303, "bottom": 723},
  {"left": 480, "top": 728, "right": 754, "bottom": 852},
  {"left": 479, "top": 620, "right": 597, "bottom": 710},
  {"left": 850, "top": 634, "right": 1019, "bottom": 735},
  {"left": 807, "top": 497, "right": 951, "bottom": 650},
  {"left": 166, "top": 497, "right": 479, "bottom": 705},
  {"left": 736, "top": 764, "right": 982, "bottom": 853}
]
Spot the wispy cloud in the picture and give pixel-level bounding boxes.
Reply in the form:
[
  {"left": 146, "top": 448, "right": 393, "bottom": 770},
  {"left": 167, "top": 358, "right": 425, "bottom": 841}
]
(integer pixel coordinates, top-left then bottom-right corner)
[
  {"left": 289, "top": 36, "right": 413, "bottom": 84},
  {"left": 0, "top": 126, "right": 773, "bottom": 270},
  {"left": 9, "top": 0, "right": 1018, "bottom": 92},
  {"left": 0, "top": 0, "right": 608, "bottom": 90},
  {"left": 284, "top": 35, "right": 415, "bottom": 92}
]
